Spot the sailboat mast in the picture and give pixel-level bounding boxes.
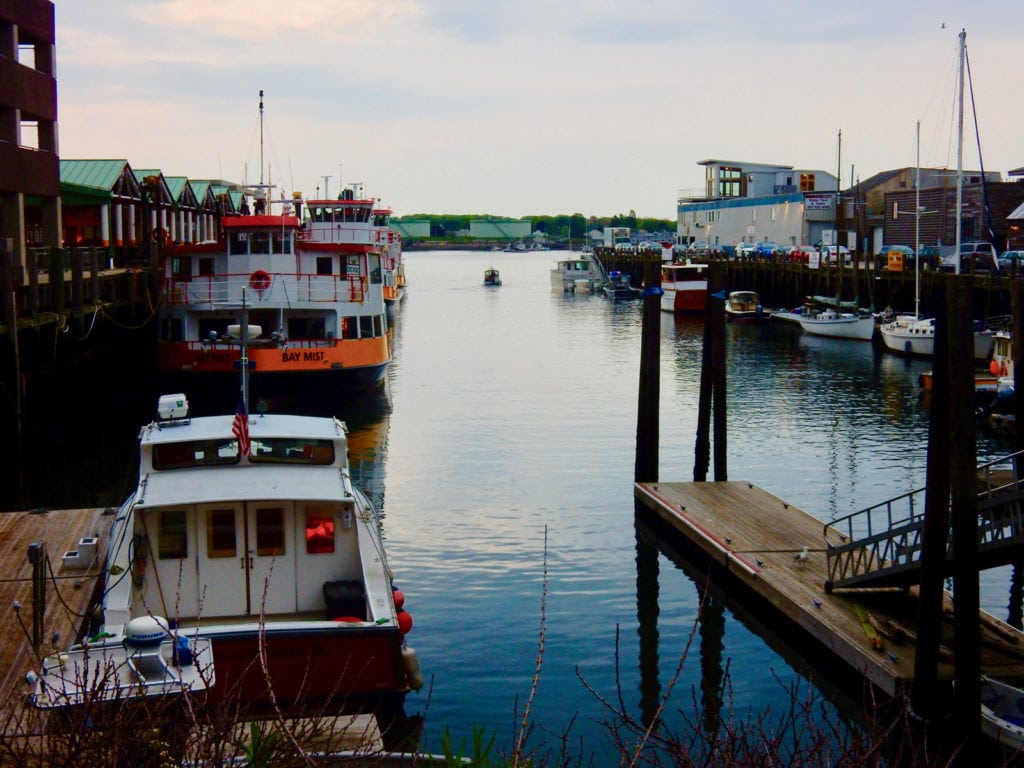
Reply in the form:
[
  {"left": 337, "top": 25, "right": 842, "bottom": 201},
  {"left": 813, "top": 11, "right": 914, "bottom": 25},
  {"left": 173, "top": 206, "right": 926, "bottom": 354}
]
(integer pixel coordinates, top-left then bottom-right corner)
[
  {"left": 915, "top": 120, "right": 921, "bottom": 318},
  {"left": 955, "top": 29, "right": 965, "bottom": 273}
]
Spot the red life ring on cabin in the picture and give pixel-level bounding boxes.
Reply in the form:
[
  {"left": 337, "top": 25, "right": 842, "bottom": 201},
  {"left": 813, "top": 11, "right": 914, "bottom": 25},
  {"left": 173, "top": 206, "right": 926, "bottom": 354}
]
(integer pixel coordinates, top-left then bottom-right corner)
[{"left": 249, "top": 270, "right": 271, "bottom": 292}]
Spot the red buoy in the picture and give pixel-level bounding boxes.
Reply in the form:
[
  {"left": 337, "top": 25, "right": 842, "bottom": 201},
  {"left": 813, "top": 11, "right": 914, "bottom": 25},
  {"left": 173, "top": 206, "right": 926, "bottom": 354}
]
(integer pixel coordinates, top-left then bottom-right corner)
[
  {"left": 397, "top": 609, "right": 413, "bottom": 635},
  {"left": 392, "top": 588, "right": 405, "bottom": 609}
]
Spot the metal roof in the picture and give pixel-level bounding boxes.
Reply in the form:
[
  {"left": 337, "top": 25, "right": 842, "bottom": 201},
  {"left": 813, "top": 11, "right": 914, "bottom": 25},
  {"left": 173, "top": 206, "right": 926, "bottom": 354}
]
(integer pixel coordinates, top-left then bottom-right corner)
[{"left": 60, "top": 159, "right": 132, "bottom": 194}]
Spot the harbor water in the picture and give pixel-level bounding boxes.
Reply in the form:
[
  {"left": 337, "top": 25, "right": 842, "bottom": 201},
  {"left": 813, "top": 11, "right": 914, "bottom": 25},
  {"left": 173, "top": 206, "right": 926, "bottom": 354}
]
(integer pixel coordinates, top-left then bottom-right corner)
[{"left": 7, "top": 249, "right": 1018, "bottom": 762}]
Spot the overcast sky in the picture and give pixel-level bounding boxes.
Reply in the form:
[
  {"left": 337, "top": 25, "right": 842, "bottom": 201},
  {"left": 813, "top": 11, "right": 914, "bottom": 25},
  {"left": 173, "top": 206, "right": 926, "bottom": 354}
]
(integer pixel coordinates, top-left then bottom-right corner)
[{"left": 53, "top": 1, "right": 1023, "bottom": 219}]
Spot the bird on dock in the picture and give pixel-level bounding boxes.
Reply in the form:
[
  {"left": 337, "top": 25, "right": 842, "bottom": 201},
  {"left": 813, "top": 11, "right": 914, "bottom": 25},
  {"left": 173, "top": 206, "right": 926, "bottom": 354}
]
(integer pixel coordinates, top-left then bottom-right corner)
[
  {"left": 756, "top": 558, "right": 765, "bottom": 567},
  {"left": 794, "top": 546, "right": 809, "bottom": 566}
]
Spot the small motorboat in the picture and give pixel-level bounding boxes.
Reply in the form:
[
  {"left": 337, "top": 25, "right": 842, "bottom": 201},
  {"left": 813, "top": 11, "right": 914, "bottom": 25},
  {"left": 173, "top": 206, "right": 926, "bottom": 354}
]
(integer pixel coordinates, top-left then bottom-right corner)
[
  {"left": 483, "top": 268, "right": 501, "bottom": 286},
  {"left": 981, "top": 675, "right": 1024, "bottom": 749},
  {"left": 603, "top": 271, "right": 640, "bottom": 300},
  {"left": 724, "top": 290, "right": 768, "bottom": 322}
]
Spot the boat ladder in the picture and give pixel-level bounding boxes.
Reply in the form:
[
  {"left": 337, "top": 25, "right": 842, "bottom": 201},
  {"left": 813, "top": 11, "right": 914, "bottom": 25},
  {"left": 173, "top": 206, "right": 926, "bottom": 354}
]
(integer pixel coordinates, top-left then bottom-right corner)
[{"left": 824, "top": 450, "right": 1024, "bottom": 592}]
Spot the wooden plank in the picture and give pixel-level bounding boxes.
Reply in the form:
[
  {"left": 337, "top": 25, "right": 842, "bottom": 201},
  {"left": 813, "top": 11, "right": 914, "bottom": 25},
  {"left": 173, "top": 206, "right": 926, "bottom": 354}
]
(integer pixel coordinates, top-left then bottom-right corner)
[
  {"left": 0, "top": 507, "right": 111, "bottom": 733},
  {"left": 635, "top": 480, "right": 1024, "bottom": 697}
]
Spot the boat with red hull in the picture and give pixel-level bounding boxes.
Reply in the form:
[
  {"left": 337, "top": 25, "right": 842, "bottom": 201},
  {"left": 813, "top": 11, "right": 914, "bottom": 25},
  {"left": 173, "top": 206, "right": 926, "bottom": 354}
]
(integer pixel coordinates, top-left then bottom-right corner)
[
  {"left": 660, "top": 261, "right": 708, "bottom": 313},
  {"left": 32, "top": 392, "right": 421, "bottom": 716}
]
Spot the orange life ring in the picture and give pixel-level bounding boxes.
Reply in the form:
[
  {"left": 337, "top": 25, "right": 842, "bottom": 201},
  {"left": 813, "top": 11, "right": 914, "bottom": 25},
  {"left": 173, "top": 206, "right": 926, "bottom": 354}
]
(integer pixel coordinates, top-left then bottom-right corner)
[
  {"left": 249, "top": 270, "right": 271, "bottom": 291},
  {"left": 991, "top": 359, "right": 1000, "bottom": 376}
]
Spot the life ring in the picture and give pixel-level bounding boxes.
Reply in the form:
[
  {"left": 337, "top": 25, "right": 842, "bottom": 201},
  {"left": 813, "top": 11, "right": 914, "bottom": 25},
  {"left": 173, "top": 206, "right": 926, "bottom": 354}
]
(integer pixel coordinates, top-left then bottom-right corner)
[
  {"left": 991, "top": 359, "right": 1000, "bottom": 376},
  {"left": 249, "top": 270, "right": 271, "bottom": 292}
]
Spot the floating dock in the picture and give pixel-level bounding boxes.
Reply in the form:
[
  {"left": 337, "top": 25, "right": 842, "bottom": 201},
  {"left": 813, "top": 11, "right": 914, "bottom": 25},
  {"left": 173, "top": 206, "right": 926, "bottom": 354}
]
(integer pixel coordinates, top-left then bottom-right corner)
[{"left": 635, "top": 480, "right": 1024, "bottom": 697}]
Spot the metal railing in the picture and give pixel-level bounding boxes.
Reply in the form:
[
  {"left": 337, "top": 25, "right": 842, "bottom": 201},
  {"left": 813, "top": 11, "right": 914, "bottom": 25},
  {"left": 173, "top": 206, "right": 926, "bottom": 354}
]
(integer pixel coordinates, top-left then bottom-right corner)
[
  {"left": 164, "top": 272, "right": 366, "bottom": 306},
  {"left": 824, "top": 450, "right": 1024, "bottom": 591}
]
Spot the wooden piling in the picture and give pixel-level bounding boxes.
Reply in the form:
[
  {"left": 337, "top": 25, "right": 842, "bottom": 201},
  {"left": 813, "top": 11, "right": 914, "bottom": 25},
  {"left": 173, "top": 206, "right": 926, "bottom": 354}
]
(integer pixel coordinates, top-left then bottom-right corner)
[{"left": 634, "top": 257, "right": 662, "bottom": 483}]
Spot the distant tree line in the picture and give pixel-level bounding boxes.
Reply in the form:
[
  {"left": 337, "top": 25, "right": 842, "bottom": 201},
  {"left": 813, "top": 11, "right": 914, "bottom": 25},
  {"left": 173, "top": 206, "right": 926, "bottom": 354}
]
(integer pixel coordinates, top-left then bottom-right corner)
[{"left": 393, "top": 212, "right": 675, "bottom": 239}]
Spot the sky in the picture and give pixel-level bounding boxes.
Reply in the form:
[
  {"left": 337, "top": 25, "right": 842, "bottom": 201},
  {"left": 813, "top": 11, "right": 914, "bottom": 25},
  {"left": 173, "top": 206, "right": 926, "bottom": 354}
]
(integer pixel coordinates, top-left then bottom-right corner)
[{"left": 53, "top": 1, "right": 1024, "bottom": 220}]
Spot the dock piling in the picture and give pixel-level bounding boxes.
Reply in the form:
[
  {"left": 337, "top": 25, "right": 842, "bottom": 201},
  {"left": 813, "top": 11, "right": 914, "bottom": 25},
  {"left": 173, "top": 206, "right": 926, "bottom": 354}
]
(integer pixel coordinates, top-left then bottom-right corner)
[{"left": 635, "top": 257, "right": 662, "bottom": 483}]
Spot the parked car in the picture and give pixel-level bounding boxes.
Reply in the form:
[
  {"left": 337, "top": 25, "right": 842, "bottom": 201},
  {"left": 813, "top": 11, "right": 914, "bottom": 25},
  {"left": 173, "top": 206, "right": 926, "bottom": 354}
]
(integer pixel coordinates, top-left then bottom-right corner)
[
  {"left": 912, "top": 245, "right": 943, "bottom": 271},
  {"left": 878, "top": 244, "right": 914, "bottom": 270},
  {"left": 998, "top": 250, "right": 1024, "bottom": 272},
  {"left": 940, "top": 242, "right": 1000, "bottom": 274},
  {"left": 820, "top": 245, "right": 852, "bottom": 265},
  {"left": 789, "top": 245, "right": 818, "bottom": 263},
  {"left": 753, "top": 242, "right": 779, "bottom": 259},
  {"left": 735, "top": 242, "right": 757, "bottom": 259},
  {"left": 687, "top": 240, "right": 709, "bottom": 252}
]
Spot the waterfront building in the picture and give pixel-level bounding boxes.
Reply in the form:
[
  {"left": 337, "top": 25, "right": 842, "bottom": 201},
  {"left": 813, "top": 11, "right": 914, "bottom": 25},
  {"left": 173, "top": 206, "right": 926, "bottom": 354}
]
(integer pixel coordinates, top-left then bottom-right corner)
[{"left": 0, "top": 0, "right": 60, "bottom": 273}]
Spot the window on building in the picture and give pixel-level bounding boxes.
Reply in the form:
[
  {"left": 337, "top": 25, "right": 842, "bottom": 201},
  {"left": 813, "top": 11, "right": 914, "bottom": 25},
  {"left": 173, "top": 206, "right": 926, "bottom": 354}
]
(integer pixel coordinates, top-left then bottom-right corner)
[
  {"left": 799, "top": 174, "right": 816, "bottom": 192},
  {"left": 718, "top": 167, "right": 742, "bottom": 198}
]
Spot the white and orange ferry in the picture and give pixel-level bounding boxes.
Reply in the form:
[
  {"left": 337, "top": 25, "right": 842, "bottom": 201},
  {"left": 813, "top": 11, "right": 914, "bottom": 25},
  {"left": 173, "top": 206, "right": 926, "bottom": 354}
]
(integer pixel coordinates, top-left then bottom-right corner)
[{"left": 157, "top": 186, "right": 395, "bottom": 395}]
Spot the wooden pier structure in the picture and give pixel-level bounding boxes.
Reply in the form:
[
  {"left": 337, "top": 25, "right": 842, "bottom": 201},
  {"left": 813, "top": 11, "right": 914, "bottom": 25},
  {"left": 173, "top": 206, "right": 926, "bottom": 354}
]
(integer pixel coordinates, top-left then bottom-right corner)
[{"left": 634, "top": 479, "right": 1024, "bottom": 699}]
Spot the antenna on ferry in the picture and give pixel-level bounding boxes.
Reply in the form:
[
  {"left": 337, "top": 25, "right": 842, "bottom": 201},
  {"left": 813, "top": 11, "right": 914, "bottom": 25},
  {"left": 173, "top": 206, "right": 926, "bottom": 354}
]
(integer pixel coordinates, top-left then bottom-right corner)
[
  {"left": 258, "top": 90, "right": 265, "bottom": 188},
  {"left": 322, "top": 175, "right": 332, "bottom": 200}
]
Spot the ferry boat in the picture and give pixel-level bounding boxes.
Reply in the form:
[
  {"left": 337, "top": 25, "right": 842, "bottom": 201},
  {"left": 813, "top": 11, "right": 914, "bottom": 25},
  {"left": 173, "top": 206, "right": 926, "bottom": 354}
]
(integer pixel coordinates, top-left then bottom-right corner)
[
  {"left": 373, "top": 202, "right": 406, "bottom": 318},
  {"left": 157, "top": 186, "right": 393, "bottom": 396},
  {"left": 660, "top": 261, "right": 708, "bottom": 313},
  {"left": 31, "top": 389, "right": 421, "bottom": 716}
]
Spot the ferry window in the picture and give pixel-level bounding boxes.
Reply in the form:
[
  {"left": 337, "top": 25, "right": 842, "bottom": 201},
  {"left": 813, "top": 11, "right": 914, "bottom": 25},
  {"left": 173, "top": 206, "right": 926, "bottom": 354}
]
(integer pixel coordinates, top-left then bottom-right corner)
[
  {"left": 249, "top": 232, "right": 270, "bottom": 254},
  {"left": 171, "top": 256, "right": 192, "bottom": 280},
  {"left": 272, "top": 231, "right": 291, "bottom": 254},
  {"left": 305, "top": 508, "right": 335, "bottom": 554},
  {"left": 158, "top": 509, "right": 188, "bottom": 560},
  {"left": 316, "top": 256, "right": 333, "bottom": 276},
  {"left": 344, "top": 255, "right": 361, "bottom": 276},
  {"left": 206, "top": 508, "right": 237, "bottom": 558},
  {"left": 342, "top": 317, "right": 357, "bottom": 339},
  {"left": 255, "top": 507, "right": 286, "bottom": 556},
  {"left": 229, "top": 231, "right": 248, "bottom": 254},
  {"left": 198, "top": 258, "right": 214, "bottom": 277},
  {"left": 360, "top": 315, "right": 373, "bottom": 338},
  {"left": 373, "top": 315, "right": 383, "bottom": 337}
]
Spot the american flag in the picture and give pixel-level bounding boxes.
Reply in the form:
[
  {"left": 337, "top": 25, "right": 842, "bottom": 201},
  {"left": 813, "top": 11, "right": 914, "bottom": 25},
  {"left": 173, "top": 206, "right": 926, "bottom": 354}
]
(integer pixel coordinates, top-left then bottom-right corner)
[{"left": 232, "top": 393, "right": 250, "bottom": 456}]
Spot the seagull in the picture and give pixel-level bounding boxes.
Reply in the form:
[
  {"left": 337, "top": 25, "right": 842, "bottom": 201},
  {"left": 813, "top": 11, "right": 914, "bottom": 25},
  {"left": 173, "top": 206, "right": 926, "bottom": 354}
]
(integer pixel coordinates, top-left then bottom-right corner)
[
  {"left": 725, "top": 537, "right": 732, "bottom": 545},
  {"left": 756, "top": 558, "right": 765, "bottom": 567},
  {"left": 813, "top": 599, "right": 822, "bottom": 608},
  {"left": 794, "top": 546, "right": 809, "bottom": 566}
]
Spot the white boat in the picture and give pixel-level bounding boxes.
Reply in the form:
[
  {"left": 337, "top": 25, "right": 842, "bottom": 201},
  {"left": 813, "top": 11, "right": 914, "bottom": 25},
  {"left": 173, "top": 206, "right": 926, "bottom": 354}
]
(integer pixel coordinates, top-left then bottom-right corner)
[
  {"left": 798, "top": 307, "right": 876, "bottom": 341},
  {"left": 981, "top": 675, "right": 1024, "bottom": 749},
  {"left": 724, "top": 290, "right": 768, "bottom": 323},
  {"left": 551, "top": 251, "right": 605, "bottom": 292},
  {"left": 32, "top": 386, "right": 421, "bottom": 714},
  {"left": 660, "top": 261, "right": 708, "bottom": 313}
]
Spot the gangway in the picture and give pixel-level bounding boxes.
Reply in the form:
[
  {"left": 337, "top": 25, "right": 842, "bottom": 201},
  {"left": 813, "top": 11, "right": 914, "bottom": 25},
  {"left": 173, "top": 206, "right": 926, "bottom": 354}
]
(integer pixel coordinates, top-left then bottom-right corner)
[{"left": 824, "top": 450, "right": 1024, "bottom": 592}]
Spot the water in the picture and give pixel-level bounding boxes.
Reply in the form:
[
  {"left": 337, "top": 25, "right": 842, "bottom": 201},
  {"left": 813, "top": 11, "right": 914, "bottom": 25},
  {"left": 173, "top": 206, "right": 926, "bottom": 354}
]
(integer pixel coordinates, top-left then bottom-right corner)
[{"left": 7, "top": 249, "right": 1018, "bottom": 763}]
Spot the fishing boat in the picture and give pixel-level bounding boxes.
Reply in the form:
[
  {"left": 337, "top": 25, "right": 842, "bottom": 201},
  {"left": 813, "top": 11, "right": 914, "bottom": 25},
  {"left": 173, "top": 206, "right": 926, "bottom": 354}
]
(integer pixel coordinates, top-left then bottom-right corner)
[
  {"left": 724, "top": 290, "right": 768, "bottom": 323},
  {"left": 981, "top": 675, "right": 1024, "bottom": 749},
  {"left": 483, "top": 267, "right": 501, "bottom": 286},
  {"left": 660, "top": 260, "right": 708, "bottom": 313},
  {"left": 32, "top": 372, "right": 421, "bottom": 716},
  {"left": 551, "top": 250, "right": 605, "bottom": 293},
  {"left": 603, "top": 271, "right": 640, "bottom": 300},
  {"left": 156, "top": 98, "right": 393, "bottom": 396}
]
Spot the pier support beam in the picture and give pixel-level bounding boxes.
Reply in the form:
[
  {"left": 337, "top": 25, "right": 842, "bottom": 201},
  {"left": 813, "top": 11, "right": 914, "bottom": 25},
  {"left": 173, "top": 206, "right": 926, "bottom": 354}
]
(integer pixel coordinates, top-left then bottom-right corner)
[
  {"left": 635, "top": 257, "right": 662, "bottom": 483},
  {"left": 695, "top": 262, "right": 727, "bottom": 482}
]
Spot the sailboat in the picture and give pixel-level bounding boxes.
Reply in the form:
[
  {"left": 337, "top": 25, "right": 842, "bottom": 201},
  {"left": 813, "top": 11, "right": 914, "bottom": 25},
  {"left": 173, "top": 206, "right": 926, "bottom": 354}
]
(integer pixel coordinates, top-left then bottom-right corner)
[
  {"left": 798, "top": 129, "right": 876, "bottom": 342},
  {"left": 879, "top": 30, "right": 995, "bottom": 362}
]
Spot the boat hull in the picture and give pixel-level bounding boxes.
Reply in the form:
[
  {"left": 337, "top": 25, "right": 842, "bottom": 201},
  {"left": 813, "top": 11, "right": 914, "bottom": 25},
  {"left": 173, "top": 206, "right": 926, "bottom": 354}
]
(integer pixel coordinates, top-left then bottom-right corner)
[
  {"left": 798, "top": 315, "right": 875, "bottom": 341},
  {"left": 660, "top": 285, "right": 707, "bottom": 313},
  {"left": 880, "top": 322, "right": 996, "bottom": 362}
]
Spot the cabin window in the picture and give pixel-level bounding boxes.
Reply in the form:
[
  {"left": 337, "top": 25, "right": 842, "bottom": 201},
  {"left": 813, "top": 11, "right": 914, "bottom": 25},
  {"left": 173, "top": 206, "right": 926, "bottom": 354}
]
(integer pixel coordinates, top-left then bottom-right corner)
[
  {"left": 171, "top": 256, "right": 192, "bottom": 281},
  {"left": 341, "top": 317, "right": 357, "bottom": 339},
  {"left": 153, "top": 439, "right": 239, "bottom": 469},
  {"left": 344, "top": 255, "right": 361, "bottom": 276},
  {"left": 271, "top": 231, "right": 291, "bottom": 254},
  {"left": 316, "top": 256, "right": 333, "bottom": 276},
  {"left": 198, "top": 257, "right": 214, "bottom": 277},
  {"left": 158, "top": 509, "right": 188, "bottom": 559},
  {"left": 249, "top": 438, "right": 335, "bottom": 464},
  {"left": 206, "top": 508, "right": 237, "bottom": 558},
  {"left": 255, "top": 507, "right": 286, "bottom": 556},
  {"left": 373, "top": 314, "right": 384, "bottom": 337},
  {"left": 228, "top": 231, "right": 248, "bottom": 254},
  {"left": 360, "top": 315, "right": 374, "bottom": 338},
  {"left": 305, "top": 508, "right": 336, "bottom": 554},
  {"left": 249, "top": 232, "right": 270, "bottom": 254}
]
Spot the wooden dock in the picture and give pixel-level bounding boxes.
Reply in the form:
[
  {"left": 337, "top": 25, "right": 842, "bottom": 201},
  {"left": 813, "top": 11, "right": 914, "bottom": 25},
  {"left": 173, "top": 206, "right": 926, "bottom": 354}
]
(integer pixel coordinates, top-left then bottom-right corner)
[
  {"left": 0, "top": 507, "right": 111, "bottom": 725},
  {"left": 635, "top": 480, "right": 1024, "bottom": 697}
]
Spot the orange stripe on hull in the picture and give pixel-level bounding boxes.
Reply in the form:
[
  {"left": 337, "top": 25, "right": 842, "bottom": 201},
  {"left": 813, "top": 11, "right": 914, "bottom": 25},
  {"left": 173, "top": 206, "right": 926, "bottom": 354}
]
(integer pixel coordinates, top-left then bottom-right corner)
[{"left": 158, "top": 338, "right": 391, "bottom": 373}]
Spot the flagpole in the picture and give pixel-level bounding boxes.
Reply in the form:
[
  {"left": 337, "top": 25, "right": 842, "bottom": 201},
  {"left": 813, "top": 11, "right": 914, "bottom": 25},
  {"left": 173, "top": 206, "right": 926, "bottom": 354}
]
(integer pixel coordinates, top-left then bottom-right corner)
[{"left": 240, "top": 288, "right": 250, "bottom": 415}]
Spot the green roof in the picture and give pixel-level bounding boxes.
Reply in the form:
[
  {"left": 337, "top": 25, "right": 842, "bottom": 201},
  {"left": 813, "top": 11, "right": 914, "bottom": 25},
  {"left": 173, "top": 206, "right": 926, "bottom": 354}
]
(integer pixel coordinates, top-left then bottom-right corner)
[{"left": 60, "top": 159, "right": 131, "bottom": 194}]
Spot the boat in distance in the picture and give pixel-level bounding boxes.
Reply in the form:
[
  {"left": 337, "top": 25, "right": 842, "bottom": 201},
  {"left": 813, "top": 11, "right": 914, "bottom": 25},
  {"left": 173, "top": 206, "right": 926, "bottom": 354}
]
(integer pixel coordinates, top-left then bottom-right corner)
[
  {"left": 798, "top": 308, "right": 875, "bottom": 340},
  {"left": 32, "top": 393, "right": 421, "bottom": 715},
  {"left": 551, "top": 251, "right": 605, "bottom": 292},
  {"left": 660, "top": 261, "right": 708, "bottom": 313},
  {"left": 603, "top": 271, "right": 641, "bottom": 300},
  {"left": 483, "top": 267, "right": 501, "bottom": 286},
  {"left": 724, "top": 290, "right": 769, "bottom": 322}
]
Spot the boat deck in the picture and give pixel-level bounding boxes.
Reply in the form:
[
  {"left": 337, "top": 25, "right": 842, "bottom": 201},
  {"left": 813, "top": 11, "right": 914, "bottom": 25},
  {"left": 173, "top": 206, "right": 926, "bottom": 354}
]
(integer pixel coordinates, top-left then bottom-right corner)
[
  {"left": 635, "top": 481, "right": 1024, "bottom": 696},
  {"left": 0, "top": 507, "right": 112, "bottom": 731}
]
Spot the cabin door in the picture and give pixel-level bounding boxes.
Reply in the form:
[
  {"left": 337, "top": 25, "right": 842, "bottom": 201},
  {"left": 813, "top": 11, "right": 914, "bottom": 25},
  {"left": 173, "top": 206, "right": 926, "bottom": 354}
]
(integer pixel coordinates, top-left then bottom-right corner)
[{"left": 197, "top": 503, "right": 296, "bottom": 616}]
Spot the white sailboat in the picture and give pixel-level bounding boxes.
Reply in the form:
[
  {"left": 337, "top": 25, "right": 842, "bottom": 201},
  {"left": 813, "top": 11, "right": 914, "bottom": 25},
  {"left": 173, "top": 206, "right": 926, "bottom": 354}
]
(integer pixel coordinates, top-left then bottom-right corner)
[
  {"left": 798, "top": 130, "right": 876, "bottom": 342},
  {"left": 879, "top": 31, "right": 995, "bottom": 362}
]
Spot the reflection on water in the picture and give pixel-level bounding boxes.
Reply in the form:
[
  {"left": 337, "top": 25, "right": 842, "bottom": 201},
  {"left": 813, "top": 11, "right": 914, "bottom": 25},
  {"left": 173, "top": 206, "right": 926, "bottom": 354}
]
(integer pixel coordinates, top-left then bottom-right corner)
[{"left": 11, "top": 250, "right": 1021, "bottom": 764}]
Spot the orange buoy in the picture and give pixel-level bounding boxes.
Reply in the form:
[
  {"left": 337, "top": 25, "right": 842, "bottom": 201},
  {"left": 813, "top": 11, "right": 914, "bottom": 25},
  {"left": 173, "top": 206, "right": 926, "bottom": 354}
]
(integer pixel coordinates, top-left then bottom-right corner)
[
  {"left": 392, "top": 587, "right": 405, "bottom": 610},
  {"left": 397, "top": 609, "right": 413, "bottom": 635}
]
